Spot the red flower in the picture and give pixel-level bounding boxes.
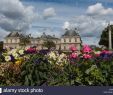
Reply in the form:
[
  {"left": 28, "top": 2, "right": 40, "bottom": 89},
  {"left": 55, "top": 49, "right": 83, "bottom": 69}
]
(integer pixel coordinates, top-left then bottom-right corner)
[
  {"left": 70, "top": 52, "right": 78, "bottom": 58},
  {"left": 83, "top": 54, "right": 92, "bottom": 59},
  {"left": 69, "top": 44, "right": 77, "bottom": 51},
  {"left": 27, "top": 47, "right": 36, "bottom": 53},
  {"left": 82, "top": 45, "right": 92, "bottom": 53}
]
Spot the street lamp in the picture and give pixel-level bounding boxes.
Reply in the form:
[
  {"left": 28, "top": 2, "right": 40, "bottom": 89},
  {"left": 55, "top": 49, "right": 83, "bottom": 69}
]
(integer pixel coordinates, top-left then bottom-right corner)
[{"left": 108, "top": 23, "right": 112, "bottom": 50}]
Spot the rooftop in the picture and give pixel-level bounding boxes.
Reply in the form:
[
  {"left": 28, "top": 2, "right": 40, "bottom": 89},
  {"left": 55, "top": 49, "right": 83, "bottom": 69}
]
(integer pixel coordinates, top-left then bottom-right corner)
[
  {"left": 5, "top": 29, "right": 80, "bottom": 39},
  {"left": 62, "top": 28, "right": 79, "bottom": 37},
  {"left": 40, "top": 32, "right": 59, "bottom": 39},
  {"left": 6, "top": 31, "right": 23, "bottom": 37}
]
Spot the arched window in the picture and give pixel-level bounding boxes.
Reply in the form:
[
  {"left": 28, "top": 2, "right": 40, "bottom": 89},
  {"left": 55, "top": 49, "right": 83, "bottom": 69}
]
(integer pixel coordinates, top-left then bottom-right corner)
[
  {"left": 64, "top": 39, "right": 66, "bottom": 42},
  {"left": 69, "top": 38, "right": 71, "bottom": 42},
  {"left": 64, "top": 46, "right": 66, "bottom": 50},
  {"left": 12, "top": 39, "right": 16, "bottom": 43},
  {"left": 8, "top": 39, "right": 11, "bottom": 43},
  {"left": 75, "top": 38, "right": 77, "bottom": 42},
  {"left": 17, "top": 39, "right": 20, "bottom": 43}
]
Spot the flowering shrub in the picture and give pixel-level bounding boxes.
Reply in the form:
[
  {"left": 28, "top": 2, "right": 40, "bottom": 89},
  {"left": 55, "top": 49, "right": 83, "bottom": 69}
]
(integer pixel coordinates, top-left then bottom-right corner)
[
  {"left": 2, "top": 48, "right": 25, "bottom": 63},
  {"left": 25, "top": 47, "right": 37, "bottom": 54},
  {"left": 47, "top": 51, "right": 67, "bottom": 66},
  {"left": 0, "top": 45, "right": 113, "bottom": 86}
]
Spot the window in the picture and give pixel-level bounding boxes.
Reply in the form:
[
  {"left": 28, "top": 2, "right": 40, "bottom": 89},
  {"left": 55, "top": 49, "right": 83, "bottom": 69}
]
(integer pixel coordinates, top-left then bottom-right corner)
[
  {"left": 75, "top": 38, "right": 77, "bottom": 42},
  {"left": 12, "top": 39, "right": 16, "bottom": 43},
  {"left": 35, "top": 40, "right": 37, "bottom": 44},
  {"left": 64, "top": 46, "right": 66, "bottom": 50},
  {"left": 8, "top": 39, "right": 11, "bottom": 43},
  {"left": 17, "top": 39, "right": 20, "bottom": 43},
  {"left": 69, "top": 38, "right": 71, "bottom": 42},
  {"left": 64, "top": 39, "right": 66, "bottom": 42}
]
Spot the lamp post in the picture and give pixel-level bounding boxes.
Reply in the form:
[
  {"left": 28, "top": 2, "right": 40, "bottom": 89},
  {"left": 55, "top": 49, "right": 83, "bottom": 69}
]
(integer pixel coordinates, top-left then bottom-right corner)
[{"left": 108, "top": 23, "right": 112, "bottom": 50}]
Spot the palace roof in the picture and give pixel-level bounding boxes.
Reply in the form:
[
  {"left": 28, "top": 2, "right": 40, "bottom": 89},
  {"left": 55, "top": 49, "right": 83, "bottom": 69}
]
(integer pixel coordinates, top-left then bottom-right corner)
[
  {"left": 62, "top": 28, "right": 79, "bottom": 37},
  {"left": 6, "top": 32, "right": 23, "bottom": 37},
  {"left": 40, "top": 32, "right": 59, "bottom": 39}
]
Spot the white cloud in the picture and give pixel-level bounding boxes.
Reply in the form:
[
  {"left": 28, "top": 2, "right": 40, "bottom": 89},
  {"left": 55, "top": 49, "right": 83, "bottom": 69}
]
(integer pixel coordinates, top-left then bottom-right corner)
[
  {"left": 62, "top": 21, "right": 77, "bottom": 30},
  {"left": 62, "top": 21, "right": 70, "bottom": 29},
  {"left": 87, "top": 3, "right": 113, "bottom": 16},
  {"left": 67, "top": 15, "right": 107, "bottom": 38},
  {"left": 0, "top": 28, "right": 10, "bottom": 41},
  {"left": 67, "top": 3, "right": 113, "bottom": 45},
  {"left": 43, "top": 7, "right": 56, "bottom": 19},
  {"left": 0, "top": 0, "right": 37, "bottom": 31}
]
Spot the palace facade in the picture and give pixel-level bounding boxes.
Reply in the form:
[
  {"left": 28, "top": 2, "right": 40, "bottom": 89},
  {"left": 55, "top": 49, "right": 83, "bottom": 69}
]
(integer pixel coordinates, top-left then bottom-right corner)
[{"left": 3, "top": 28, "right": 82, "bottom": 51}]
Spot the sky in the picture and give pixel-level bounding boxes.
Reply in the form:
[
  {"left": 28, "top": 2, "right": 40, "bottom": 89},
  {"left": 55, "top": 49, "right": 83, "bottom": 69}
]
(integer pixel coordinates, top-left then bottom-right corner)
[{"left": 0, "top": 0, "right": 113, "bottom": 45}]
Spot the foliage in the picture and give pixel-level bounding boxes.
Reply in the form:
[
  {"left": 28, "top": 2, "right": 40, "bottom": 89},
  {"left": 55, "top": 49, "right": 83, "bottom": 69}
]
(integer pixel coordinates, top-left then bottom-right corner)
[
  {"left": 99, "top": 25, "right": 113, "bottom": 48},
  {"left": 0, "top": 41, "right": 3, "bottom": 51},
  {"left": 19, "top": 35, "right": 31, "bottom": 47},
  {"left": 43, "top": 40, "right": 55, "bottom": 50},
  {"left": 20, "top": 53, "right": 50, "bottom": 86},
  {"left": 1, "top": 45, "right": 113, "bottom": 86},
  {"left": 0, "top": 63, "right": 21, "bottom": 86}
]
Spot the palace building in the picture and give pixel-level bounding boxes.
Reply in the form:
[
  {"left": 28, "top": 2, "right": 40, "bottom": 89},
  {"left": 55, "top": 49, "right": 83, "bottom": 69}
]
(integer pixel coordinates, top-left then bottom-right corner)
[{"left": 3, "top": 28, "right": 82, "bottom": 51}]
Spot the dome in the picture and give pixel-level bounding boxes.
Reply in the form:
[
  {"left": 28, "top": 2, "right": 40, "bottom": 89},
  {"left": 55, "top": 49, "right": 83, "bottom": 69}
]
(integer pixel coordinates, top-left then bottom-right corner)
[{"left": 62, "top": 28, "right": 79, "bottom": 37}]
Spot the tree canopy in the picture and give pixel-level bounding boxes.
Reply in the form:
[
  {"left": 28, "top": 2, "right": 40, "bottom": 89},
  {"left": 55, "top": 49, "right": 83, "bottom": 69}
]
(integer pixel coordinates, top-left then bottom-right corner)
[
  {"left": 99, "top": 25, "right": 113, "bottom": 48},
  {"left": 0, "top": 41, "right": 3, "bottom": 51},
  {"left": 19, "top": 35, "right": 31, "bottom": 47},
  {"left": 43, "top": 40, "right": 55, "bottom": 50}
]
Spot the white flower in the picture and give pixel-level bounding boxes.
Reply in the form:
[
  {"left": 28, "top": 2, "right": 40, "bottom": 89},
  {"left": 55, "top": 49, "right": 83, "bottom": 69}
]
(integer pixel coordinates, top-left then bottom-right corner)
[
  {"left": 25, "top": 46, "right": 30, "bottom": 50},
  {"left": 12, "top": 53, "right": 19, "bottom": 59},
  {"left": 59, "top": 53, "right": 66, "bottom": 59},
  {"left": 95, "top": 51, "right": 101, "bottom": 54},
  {"left": 10, "top": 49, "right": 17, "bottom": 54},
  {"left": 18, "top": 50, "right": 24, "bottom": 55},
  {"left": 7, "top": 51, "right": 12, "bottom": 55},
  {"left": 5, "top": 56, "right": 11, "bottom": 62},
  {"left": 48, "top": 52, "right": 57, "bottom": 60}
]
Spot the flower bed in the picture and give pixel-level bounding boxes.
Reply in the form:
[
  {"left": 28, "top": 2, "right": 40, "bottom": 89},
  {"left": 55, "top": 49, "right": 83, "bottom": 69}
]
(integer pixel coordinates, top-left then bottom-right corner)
[{"left": 0, "top": 45, "right": 113, "bottom": 86}]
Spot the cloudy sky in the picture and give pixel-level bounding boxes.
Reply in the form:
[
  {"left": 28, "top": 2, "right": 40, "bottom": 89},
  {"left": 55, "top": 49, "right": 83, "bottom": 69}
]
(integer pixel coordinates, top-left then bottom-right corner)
[{"left": 0, "top": 0, "right": 113, "bottom": 45}]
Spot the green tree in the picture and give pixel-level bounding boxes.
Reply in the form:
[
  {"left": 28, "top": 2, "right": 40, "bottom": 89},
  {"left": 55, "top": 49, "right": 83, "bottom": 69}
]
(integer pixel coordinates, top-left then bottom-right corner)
[
  {"left": 19, "top": 35, "right": 31, "bottom": 47},
  {"left": 43, "top": 40, "right": 55, "bottom": 50},
  {"left": 0, "top": 41, "right": 3, "bottom": 51},
  {"left": 99, "top": 25, "right": 113, "bottom": 48}
]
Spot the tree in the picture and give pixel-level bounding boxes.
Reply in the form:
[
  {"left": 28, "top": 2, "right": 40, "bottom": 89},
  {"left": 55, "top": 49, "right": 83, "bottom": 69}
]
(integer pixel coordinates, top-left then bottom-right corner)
[
  {"left": 0, "top": 41, "right": 3, "bottom": 51},
  {"left": 99, "top": 25, "right": 113, "bottom": 48},
  {"left": 19, "top": 35, "right": 31, "bottom": 47},
  {"left": 43, "top": 40, "right": 56, "bottom": 50}
]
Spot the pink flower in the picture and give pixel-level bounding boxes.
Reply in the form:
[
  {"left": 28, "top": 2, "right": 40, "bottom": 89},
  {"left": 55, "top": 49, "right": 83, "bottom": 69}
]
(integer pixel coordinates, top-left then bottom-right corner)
[
  {"left": 83, "top": 54, "right": 92, "bottom": 59},
  {"left": 95, "top": 54, "right": 100, "bottom": 57},
  {"left": 101, "top": 50, "right": 111, "bottom": 54},
  {"left": 82, "top": 45, "right": 92, "bottom": 53},
  {"left": 70, "top": 53, "right": 78, "bottom": 58},
  {"left": 27, "top": 47, "right": 36, "bottom": 53},
  {"left": 69, "top": 44, "right": 77, "bottom": 51}
]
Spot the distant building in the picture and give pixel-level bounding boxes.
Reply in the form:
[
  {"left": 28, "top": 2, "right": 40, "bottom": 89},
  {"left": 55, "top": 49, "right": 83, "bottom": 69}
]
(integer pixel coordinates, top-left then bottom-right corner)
[
  {"left": 60, "top": 29, "right": 82, "bottom": 51},
  {"left": 3, "top": 28, "right": 82, "bottom": 51}
]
